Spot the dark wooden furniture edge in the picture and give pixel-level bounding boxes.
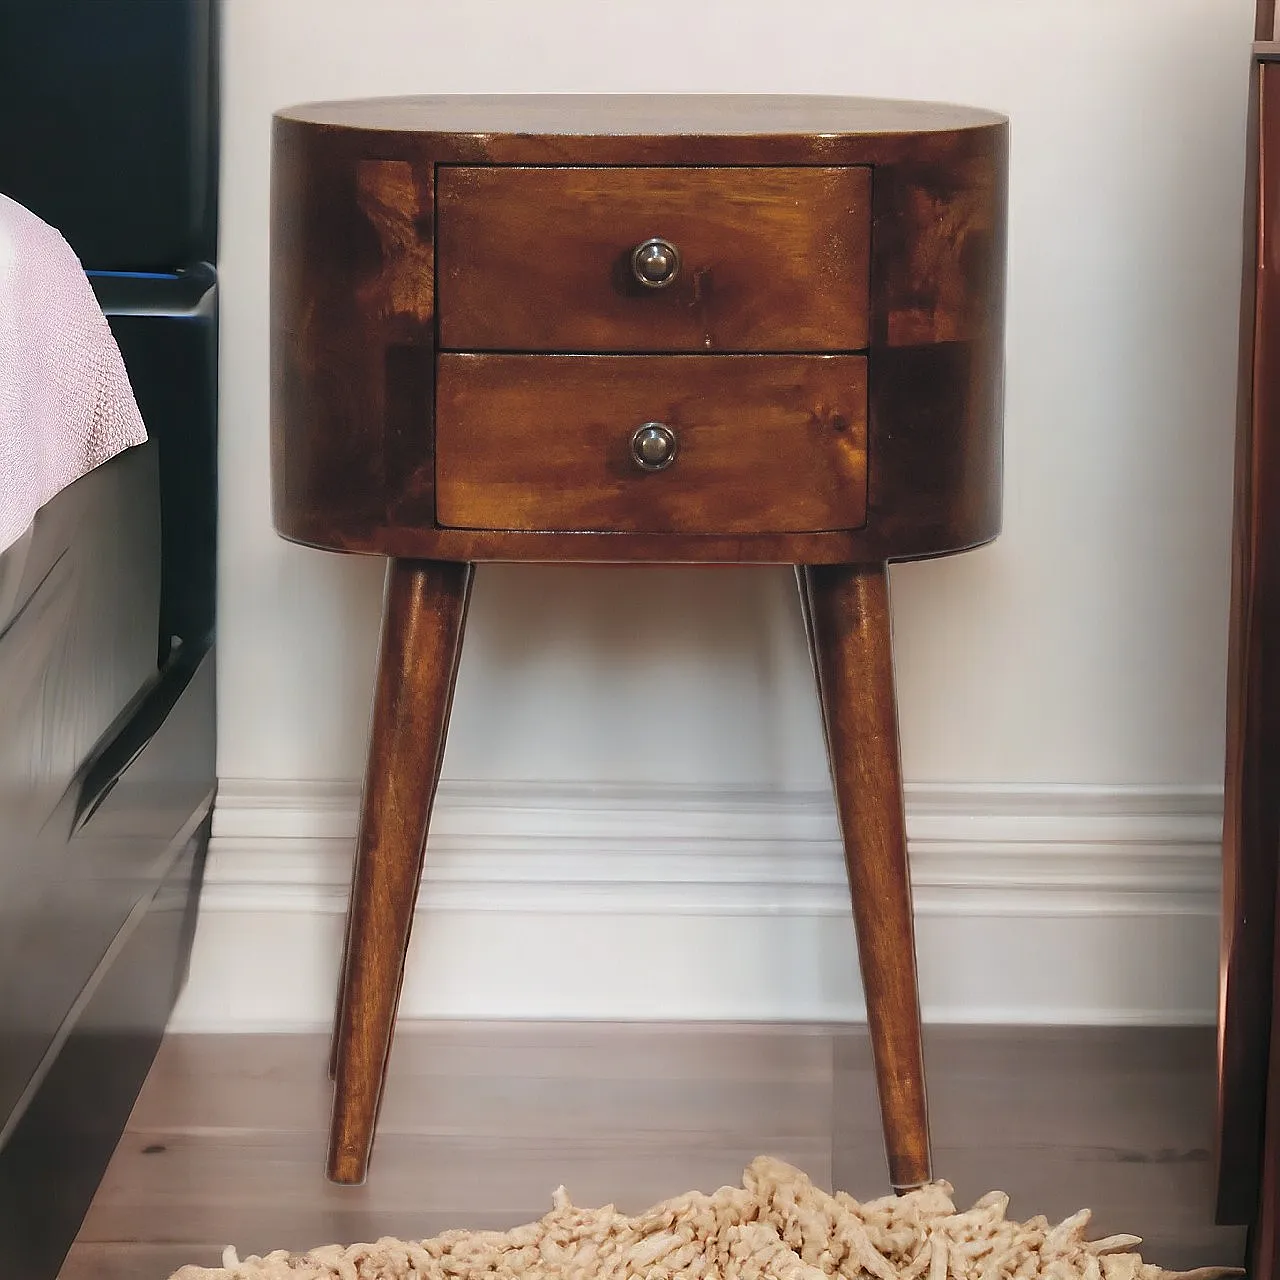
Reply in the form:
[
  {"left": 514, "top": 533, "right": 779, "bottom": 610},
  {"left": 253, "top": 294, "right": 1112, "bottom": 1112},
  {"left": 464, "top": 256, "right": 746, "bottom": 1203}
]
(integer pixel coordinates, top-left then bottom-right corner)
[
  {"left": 1260, "top": 0, "right": 1278, "bottom": 42},
  {"left": 0, "top": 811, "right": 210, "bottom": 1279},
  {"left": 1219, "top": 46, "right": 1280, "bottom": 1238}
]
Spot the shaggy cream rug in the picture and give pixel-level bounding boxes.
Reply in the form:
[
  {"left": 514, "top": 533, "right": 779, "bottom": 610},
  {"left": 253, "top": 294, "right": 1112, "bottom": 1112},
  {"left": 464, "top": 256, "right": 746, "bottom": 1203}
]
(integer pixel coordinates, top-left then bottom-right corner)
[{"left": 168, "top": 1157, "right": 1240, "bottom": 1280}]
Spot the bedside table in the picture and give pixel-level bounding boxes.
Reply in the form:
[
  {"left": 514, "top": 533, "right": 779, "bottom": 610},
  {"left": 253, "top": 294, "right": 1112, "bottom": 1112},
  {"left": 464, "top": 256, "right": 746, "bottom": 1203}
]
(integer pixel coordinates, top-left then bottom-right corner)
[{"left": 270, "top": 95, "right": 1008, "bottom": 1187}]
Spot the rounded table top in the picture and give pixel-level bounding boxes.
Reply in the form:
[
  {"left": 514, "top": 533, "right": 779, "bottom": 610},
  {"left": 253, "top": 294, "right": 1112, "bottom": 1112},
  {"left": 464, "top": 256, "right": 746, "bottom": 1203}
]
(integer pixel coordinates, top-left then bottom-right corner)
[{"left": 275, "top": 93, "right": 1006, "bottom": 139}]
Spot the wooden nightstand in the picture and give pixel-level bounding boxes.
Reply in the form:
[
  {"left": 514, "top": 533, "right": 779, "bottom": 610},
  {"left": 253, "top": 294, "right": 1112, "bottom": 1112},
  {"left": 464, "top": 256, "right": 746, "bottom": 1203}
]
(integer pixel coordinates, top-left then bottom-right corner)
[{"left": 270, "top": 95, "right": 1008, "bottom": 1187}]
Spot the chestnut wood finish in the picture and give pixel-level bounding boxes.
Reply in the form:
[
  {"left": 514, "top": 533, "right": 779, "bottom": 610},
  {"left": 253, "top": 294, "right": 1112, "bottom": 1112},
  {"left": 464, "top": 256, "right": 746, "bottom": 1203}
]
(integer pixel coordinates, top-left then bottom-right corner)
[
  {"left": 435, "top": 354, "right": 868, "bottom": 535},
  {"left": 437, "top": 166, "right": 870, "bottom": 353},
  {"left": 1220, "top": 50, "right": 1280, "bottom": 1246},
  {"left": 270, "top": 95, "right": 1005, "bottom": 1187},
  {"left": 806, "top": 564, "right": 929, "bottom": 1191},
  {"left": 271, "top": 95, "right": 1006, "bottom": 564},
  {"left": 328, "top": 559, "right": 472, "bottom": 1185}
]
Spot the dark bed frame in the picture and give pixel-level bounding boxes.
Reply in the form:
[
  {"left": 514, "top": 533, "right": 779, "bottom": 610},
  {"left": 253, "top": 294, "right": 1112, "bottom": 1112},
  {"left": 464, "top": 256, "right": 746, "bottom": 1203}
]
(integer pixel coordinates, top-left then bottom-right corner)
[{"left": 0, "top": 4, "right": 219, "bottom": 1274}]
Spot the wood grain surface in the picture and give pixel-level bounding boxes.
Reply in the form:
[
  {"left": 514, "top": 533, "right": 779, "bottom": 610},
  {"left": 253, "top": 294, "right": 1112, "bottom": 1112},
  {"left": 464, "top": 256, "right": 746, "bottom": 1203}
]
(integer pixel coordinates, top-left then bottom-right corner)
[
  {"left": 437, "top": 166, "right": 869, "bottom": 353},
  {"left": 275, "top": 95, "right": 1005, "bottom": 138},
  {"left": 59, "top": 1025, "right": 1244, "bottom": 1279},
  {"left": 806, "top": 564, "right": 928, "bottom": 1190},
  {"left": 270, "top": 95, "right": 1007, "bottom": 564},
  {"left": 435, "top": 355, "right": 868, "bottom": 535},
  {"left": 328, "top": 561, "right": 473, "bottom": 1185}
]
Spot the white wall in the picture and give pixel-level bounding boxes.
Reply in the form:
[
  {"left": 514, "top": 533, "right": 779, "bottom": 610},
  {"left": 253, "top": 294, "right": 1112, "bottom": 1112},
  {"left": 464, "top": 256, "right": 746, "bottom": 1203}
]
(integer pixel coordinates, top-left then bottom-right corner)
[
  {"left": 219, "top": 0, "right": 1250, "bottom": 790},
  {"left": 191, "top": 0, "right": 1255, "bottom": 1029}
]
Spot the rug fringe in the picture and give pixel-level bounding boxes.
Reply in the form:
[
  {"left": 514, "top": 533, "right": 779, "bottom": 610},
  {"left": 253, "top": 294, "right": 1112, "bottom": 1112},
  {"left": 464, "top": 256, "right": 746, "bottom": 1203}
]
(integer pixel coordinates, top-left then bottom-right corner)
[{"left": 168, "top": 1158, "right": 1244, "bottom": 1280}]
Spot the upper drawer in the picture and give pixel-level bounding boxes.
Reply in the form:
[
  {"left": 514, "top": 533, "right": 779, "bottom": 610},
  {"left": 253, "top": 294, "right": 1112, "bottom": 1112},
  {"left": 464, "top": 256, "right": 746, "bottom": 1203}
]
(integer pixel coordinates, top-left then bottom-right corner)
[{"left": 436, "top": 166, "right": 871, "bottom": 353}]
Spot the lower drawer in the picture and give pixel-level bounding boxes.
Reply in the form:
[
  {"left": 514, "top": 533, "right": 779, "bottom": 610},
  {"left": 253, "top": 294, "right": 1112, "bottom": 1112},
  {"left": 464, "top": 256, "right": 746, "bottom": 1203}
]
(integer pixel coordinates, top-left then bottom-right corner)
[{"left": 434, "top": 354, "right": 868, "bottom": 536}]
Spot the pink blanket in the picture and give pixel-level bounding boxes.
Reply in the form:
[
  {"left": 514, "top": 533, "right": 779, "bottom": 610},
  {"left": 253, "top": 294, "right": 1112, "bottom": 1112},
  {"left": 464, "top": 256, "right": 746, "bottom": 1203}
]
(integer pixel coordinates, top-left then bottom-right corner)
[{"left": 0, "top": 194, "right": 147, "bottom": 553}]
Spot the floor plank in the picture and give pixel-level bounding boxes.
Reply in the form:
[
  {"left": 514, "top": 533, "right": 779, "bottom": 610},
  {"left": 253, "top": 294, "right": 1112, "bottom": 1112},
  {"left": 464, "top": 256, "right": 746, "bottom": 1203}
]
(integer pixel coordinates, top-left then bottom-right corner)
[
  {"left": 125, "top": 1024, "right": 832, "bottom": 1136},
  {"left": 838, "top": 1027, "right": 1244, "bottom": 1272},
  {"left": 60, "top": 1023, "right": 1246, "bottom": 1279}
]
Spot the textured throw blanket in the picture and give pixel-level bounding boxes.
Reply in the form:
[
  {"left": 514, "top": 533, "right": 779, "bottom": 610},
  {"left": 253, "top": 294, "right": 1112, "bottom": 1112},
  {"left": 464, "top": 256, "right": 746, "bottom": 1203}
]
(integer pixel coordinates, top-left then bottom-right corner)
[
  {"left": 167, "top": 1157, "right": 1239, "bottom": 1280},
  {"left": 0, "top": 193, "right": 147, "bottom": 553}
]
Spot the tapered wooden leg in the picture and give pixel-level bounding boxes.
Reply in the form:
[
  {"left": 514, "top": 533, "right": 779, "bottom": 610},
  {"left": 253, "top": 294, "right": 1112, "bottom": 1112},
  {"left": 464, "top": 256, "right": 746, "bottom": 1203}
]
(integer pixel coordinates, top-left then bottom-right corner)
[
  {"left": 804, "top": 562, "right": 931, "bottom": 1192},
  {"left": 327, "top": 566, "right": 464, "bottom": 1083},
  {"left": 328, "top": 708, "right": 456, "bottom": 1084},
  {"left": 327, "top": 558, "right": 473, "bottom": 1184},
  {"left": 327, "top": 577, "right": 468, "bottom": 1083}
]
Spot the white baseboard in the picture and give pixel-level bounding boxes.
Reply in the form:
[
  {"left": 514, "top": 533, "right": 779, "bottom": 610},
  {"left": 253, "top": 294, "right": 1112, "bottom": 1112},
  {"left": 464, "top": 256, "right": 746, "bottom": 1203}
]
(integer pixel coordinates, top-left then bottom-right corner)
[{"left": 169, "top": 780, "right": 1223, "bottom": 1032}]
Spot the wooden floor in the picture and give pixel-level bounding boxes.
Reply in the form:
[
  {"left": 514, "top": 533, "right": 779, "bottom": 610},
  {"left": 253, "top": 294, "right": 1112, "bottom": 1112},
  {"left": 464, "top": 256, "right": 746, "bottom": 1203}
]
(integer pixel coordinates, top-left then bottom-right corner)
[{"left": 59, "top": 1024, "right": 1246, "bottom": 1278}]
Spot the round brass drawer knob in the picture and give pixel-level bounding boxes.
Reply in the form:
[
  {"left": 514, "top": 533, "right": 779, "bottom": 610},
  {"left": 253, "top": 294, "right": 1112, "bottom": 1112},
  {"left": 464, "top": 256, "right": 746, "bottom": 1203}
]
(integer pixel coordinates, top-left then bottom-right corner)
[
  {"left": 631, "top": 422, "right": 678, "bottom": 471},
  {"left": 631, "top": 237, "right": 680, "bottom": 289}
]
